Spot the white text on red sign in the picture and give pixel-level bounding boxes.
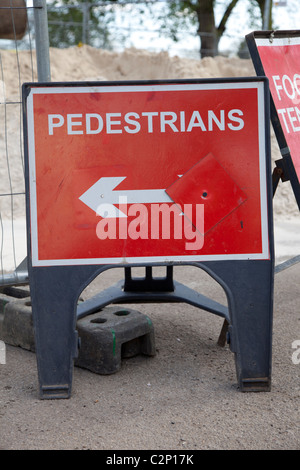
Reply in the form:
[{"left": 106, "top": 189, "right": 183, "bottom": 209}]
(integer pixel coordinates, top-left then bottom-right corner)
[
  {"left": 272, "top": 73, "right": 300, "bottom": 133},
  {"left": 48, "top": 109, "right": 245, "bottom": 135}
]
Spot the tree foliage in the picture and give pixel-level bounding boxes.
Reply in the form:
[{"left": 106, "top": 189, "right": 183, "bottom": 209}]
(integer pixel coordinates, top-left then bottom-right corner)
[
  {"left": 161, "top": 0, "right": 273, "bottom": 57},
  {"left": 46, "top": 0, "right": 273, "bottom": 56},
  {"left": 47, "top": 0, "right": 118, "bottom": 48}
]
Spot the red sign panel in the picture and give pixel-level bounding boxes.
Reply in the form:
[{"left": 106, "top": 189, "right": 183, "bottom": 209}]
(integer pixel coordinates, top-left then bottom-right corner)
[
  {"left": 251, "top": 34, "right": 300, "bottom": 186},
  {"left": 24, "top": 81, "right": 270, "bottom": 266}
]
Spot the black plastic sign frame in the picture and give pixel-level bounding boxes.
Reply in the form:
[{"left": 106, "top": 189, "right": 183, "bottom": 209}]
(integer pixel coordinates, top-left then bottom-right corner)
[
  {"left": 23, "top": 78, "right": 274, "bottom": 399},
  {"left": 246, "top": 30, "right": 300, "bottom": 210}
]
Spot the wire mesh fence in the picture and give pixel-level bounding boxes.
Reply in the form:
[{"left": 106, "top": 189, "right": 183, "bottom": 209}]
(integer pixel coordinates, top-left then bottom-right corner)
[
  {"left": 0, "top": 0, "right": 50, "bottom": 286},
  {"left": 46, "top": 0, "right": 202, "bottom": 57},
  {"left": 44, "top": 0, "right": 258, "bottom": 58}
]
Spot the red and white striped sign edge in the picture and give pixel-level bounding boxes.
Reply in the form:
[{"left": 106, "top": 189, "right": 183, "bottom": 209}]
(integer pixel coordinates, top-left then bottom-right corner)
[
  {"left": 254, "top": 36, "right": 300, "bottom": 47},
  {"left": 25, "top": 81, "right": 270, "bottom": 266}
]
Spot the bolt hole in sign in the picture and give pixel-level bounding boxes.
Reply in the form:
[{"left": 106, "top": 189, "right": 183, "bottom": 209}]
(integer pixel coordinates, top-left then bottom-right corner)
[
  {"left": 246, "top": 30, "right": 300, "bottom": 209},
  {"left": 23, "top": 79, "right": 271, "bottom": 267}
]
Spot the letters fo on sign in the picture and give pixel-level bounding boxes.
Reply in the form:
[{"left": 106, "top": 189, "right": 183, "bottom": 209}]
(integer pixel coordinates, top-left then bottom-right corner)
[
  {"left": 253, "top": 35, "right": 300, "bottom": 185},
  {"left": 24, "top": 81, "right": 270, "bottom": 266}
]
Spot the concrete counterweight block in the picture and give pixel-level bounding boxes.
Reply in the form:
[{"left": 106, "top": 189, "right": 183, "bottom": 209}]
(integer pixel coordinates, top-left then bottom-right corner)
[
  {"left": 75, "top": 306, "right": 156, "bottom": 374},
  {"left": 0, "top": 287, "right": 156, "bottom": 376},
  {"left": 0, "top": 287, "right": 35, "bottom": 352}
]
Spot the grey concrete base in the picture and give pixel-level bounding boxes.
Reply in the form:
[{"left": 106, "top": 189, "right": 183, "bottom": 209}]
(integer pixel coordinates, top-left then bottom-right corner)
[
  {"left": 75, "top": 306, "right": 156, "bottom": 374},
  {"left": 0, "top": 286, "right": 34, "bottom": 351},
  {"left": 0, "top": 287, "right": 156, "bottom": 375}
]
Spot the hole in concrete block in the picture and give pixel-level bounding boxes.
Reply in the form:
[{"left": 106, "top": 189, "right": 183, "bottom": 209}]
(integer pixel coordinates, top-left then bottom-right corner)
[
  {"left": 114, "top": 309, "right": 130, "bottom": 316},
  {"left": 121, "top": 337, "right": 144, "bottom": 358},
  {"left": 90, "top": 317, "right": 107, "bottom": 324}
]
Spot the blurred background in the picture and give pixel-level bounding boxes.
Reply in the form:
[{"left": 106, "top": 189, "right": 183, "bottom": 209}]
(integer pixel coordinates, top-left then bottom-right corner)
[{"left": 1, "top": 1, "right": 299, "bottom": 59}]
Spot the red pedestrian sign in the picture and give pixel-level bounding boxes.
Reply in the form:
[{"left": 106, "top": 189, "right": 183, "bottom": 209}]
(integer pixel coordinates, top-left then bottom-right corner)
[
  {"left": 23, "top": 79, "right": 271, "bottom": 266},
  {"left": 246, "top": 30, "right": 300, "bottom": 208}
]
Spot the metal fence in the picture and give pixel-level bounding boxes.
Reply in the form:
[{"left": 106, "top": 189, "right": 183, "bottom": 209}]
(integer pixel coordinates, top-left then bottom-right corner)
[
  {"left": 44, "top": 0, "right": 263, "bottom": 58},
  {"left": 0, "top": 0, "right": 50, "bottom": 286},
  {"left": 46, "top": 0, "right": 202, "bottom": 57},
  {"left": 45, "top": 1, "right": 244, "bottom": 58}
]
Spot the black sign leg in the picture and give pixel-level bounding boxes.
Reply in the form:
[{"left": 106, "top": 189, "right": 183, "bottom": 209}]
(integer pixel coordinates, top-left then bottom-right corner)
[
  {"left": 202, "top": 260, "right": 274, "bottom": 391},
  {"left": 29, "top": 265, "right": 105, "bottom": 399},
  {"left": 29, "top": 259, "right": 273, "bottom": 397}
]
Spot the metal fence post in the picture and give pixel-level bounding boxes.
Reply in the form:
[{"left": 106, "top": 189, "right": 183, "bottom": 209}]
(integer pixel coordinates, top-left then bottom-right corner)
[
  {"left": 33, "top": 0, "right": 51, "bottom": 82},
  {"left": 82, "top": 1, "right": 90, "bottom": 45},
  {"left": 0, "top": 0, "right": 51, "bottom": 286}
]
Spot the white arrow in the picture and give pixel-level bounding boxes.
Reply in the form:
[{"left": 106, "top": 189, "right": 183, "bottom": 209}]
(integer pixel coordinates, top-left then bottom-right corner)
[{"left": 79, "top": 176, "right": 173, "bottom": 218}]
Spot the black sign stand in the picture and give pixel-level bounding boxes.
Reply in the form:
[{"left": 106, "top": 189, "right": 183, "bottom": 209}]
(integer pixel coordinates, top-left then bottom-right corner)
[
  {"left": 27, "top": 260, "right": 274, "bottom": 399},
  {"left": 23, "top": 78, "right": 274, "bottom": 398}
]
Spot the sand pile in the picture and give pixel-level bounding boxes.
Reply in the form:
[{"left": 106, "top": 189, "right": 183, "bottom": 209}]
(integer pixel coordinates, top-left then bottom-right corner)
[{"left": 0, "top": 45, "right": 298, "bottom": 222}]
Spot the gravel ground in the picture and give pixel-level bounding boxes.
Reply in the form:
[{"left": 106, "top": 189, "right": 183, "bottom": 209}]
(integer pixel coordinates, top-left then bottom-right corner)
[{"left": 0, "top": 261, "right": 299, "bottom": 451}]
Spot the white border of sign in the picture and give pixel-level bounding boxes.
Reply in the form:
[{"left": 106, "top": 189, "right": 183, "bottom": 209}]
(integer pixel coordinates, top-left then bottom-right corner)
[
  {"left": 255, "top": 37, "right": 300, "bottom": 47},
  {"left": 25, "top": 81, "right": 270, "bottom": 266}
]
